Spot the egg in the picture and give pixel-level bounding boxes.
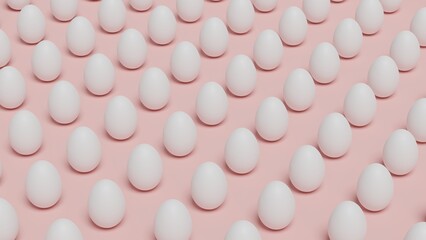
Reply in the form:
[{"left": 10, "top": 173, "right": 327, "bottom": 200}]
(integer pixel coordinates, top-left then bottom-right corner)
[
  {"left": 225, "top": 220, "right": 261, "bottom": 240},
  {"left": 251, "top": 0, "right": 276, "bottom": 12},
  {"left": 227, "top": 0, "right": 254, "bottom": 34},
  {"left": 355, "top": 0, "right": 384, "bottom": 35},
  {"left": 0, "top": 29, "right": 11, "bottom": 68},
  {"left": 17, "top": 4, "right": 45, "bottom": 44},
  {"left": 9, "top": 110, "right": 42, "bottom": 155},
  {"left": 367, "top": 55, "right": 399, "bottom": 98},
  {"left": 88, "top": 179, "right": 126, "bottom": 228},
  {"left": 176, "top": 0, "right": 204, "bottom": 23},
  {"left": 333, "top": 18, "right": 363, "bottom": 58},
  {"left": 67, "top": 126, "right": 102, "bottom": 173},
  {"left": 289, "top": 145, "right": 325, "bottom": 192},
  {"left": 200, "top": 17, "right": 229, "bottom": 57},
  {"left": 258, "top": 181, "right": 295, "bottom": 230},
  {"left": 155, "top": 199, "right": 192, "bottom": 240},
  {"left": 66, "top": 16, "right": 95, "bottom": 56},
  {"left": 318, "top": 112, "right": 352, "bottom": 158},
  {"left": 196, "top": 82, "right": 228, "bottom": 125},
  {"left": 302, "top": 0, "right": 330, "bottom": 23},
  {"left": 253, "top": 29, "right": 283, "bottom": 70},
  {"left": 139, "top": 67, "right": 170, "bottom": 110},
  {"left": 283, "top": 68, "right": 315, "bottom": 111},
  {"left": 328, "top": 201, "right": 367, "bottom": 240},
  {"left": 129, "top": 0, "right": 152, "bottom": 11},
  {"left": 390, "top": 31, "right": 420, "bottom": 71},
  {"left": 50, "top": 0, "right": 78, "bottom": 21},
  {"left": 148, "top": 5, "right": 177, "bottom": 45},
  {"left": 343, "top": 83, "right": 377, "bottom": 127},
  {"left": 163, "top": 111, "right": 197, "bottom": 157},
  {"left": 0, "top": 66, "right": 26, "bottom": 109},
  {"left": 104, "top": 96, "right": 138, "bottom": 140},
  {"left": 226, "top": 54, "right": 256, "bottom": 97},
  {"left": 255, "top": 97, "right": 288, "bottom": 141},
  {"left": 0, "top": 198, "right": 19, "bottom": 240},
  {"left": 379, "top": 0, "right": 401, "bottom": 13},
  {"left": 32, "top": 40, "right": 62, "bottom": 82},
  {"left": 225, "top": 128, "right": 259, "bottom": 174},
  {"left": 48, "top": 80, "right": 80, "bottom": 124},
  {"left": 45, "top": 219, "right": 83, "bottom": 240},
  {"left": 127, "top": 144, "right": 163, "bottom": 191},
  {"left": 383, "top": 129, "right": 418, "bottom": 175},
  {"left": 405, "top": 222, "right": 426, "bottom": 240},
  {"left": 7, "top": 0, "right": 30, "bottom": 10},
  {"left": 84, "top": 53, "right": 115, "bottom": 96},
  {"left": 117, "top": 28, "right": 147, "bottom": 69},
  {"left": 279, "top": 6, "right": 307, "bottom": 46},
  {"left": 357, "top": 163, "right": 393, "bottom": 212},
  {"left": 309, "top": 42, "right": 340, "bottom": 84},
  {"left": 411, "top": 8, "right": 426, "bottom": 47},
  {"left": 26, "top": 160, "right": 62, "bottom": 208},
  {"left": 170, "top": 41, "right": 201, "bottom": 83},
  {"left": 407, "top": 98, "right": 426, "bottom": 142},
  {"left": 98, "top": 0, "right": 126, "bottom": 33}
]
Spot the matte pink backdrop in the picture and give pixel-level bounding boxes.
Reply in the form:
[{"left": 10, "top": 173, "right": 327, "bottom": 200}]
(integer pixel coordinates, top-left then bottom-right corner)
[{"left": 0, "top": 0, "right": 426, "bottom": 239}]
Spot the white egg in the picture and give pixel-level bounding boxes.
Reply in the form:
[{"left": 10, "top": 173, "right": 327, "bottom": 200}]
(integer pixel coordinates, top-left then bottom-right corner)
[
  {"left": 129, "top": 0, "right": 152, "bottom": 11},
  {"left": 191, "top": 162, "right": 227, "bottom": 210},
  {"left": 0, "top": 29, "right": 12, "bottom": 68},
  {"left": 50, "top": 0, "right": 78, "bottom": 21},
  {"left": 176, "top": 0, "right": 204, "bottom": 23},
  {"left": 411, "top": 8, "right": 426, "bottom": 47},
  {"left": 17, "top": 4, "right": 45, "bottom": 44},
  {"left": 289, "top": 145, "right": 325, "bottom": 192},
  {"left": 45, "top": 218, "right": 83, "bottom": 240},
  {"left": 383, "top": 129, "right": 418, "bottom": 175},
  {"left": 84, "top": 53, "right": 115, "bottom": 96},
  {"left": 309, "top": 42, "right": 340, "bottom": 84},
  {"left": 302, "top": 0, "right": 330, "bottom": 23},
  {"left": 163, "top": 111, "right": 197, "bottom": 157},
  {"left": 154, "top": 199, "right": 192, "bottom": 240},
  {"left": 7, "top": 0, "right": 30, "bottom": 10},
  {"left": 355, "top": 0, "right": 384, "bottom": 35},
  {"left": 251, "top": 0, "right": 277, "bottom": 12},
  {"left": 253, "top": 29, "right": 283, "bottom": 70},
  {"left": 283, "top": 68, "right": 315, "bottom": 111},
  {"left": 279, "top": 6, "right": 307, "bottom": 46},
  {"left": 328, "top": 201, "right": 367, "bottom": 240},
  {"left": 66, "top": 16, "right": 95, "bottom": 56},
  {"left": 26, "top": 160, "right": 61, "bottom": 208},
  {"left": 0, "top": 198, "right": 19, "bottom": 240},
  {"left": 32, "top": 40, "right": 62, "bottom": 82},
  {"left": 333, "top": 18, "right": 363, "bottom": 58},
  {"left": 227, "top": 0, "right": 254, "bottom": 34},
  {"left": 196, "top": 82, "right": 228, "bottom": 125},
  {"left": 258, "top": 181, "right": 295, "bottom": 230},
  {"left": 139, "top": 67, "right": 170, "bottom": 110},
  {"left": 357, "top": 163, "right": 393, "bottom": 212},
  {"left": 67, "top": 126, "right": 102, "bottom": 173},
  {"left": 9, "top": 110, "right": 42, "bottom": 155},
  {"left": 127, "top": 144, "right": 163, "bottom": 191},
  {"left": 117, "top": 28, "right": 147, "bottom": 69},
  {"left": 255, "top": 97, "right": 288, "bottom": 141},
  {"left": 200, "top": 17, "right": 229, "bottom": 57},
  {"left": 148, "top": 5, "right": 177, "bottom": 45},
  {"left": 88, "top": 179, "right": 126, "bottom": 228},
  {"left": 170, "top": 41, "right": 201, "bottom": 83},
  {"left": 225, "top": 128, "right": 259, "bottom": 174},
  {"left": 104, "top": 96, "right": 138, "bottom": 140},
  {"left": 226, "top": 54, "right": 256, "bottom": 97},
  {"left": 390, "top": 31, "right": 420, "bottom": 71},
  {"left": 367, "top": 55, "right": 399, "bottom": 98},
  {"left": 407, "top": 98, "right": 426, "bottom": 142},
  {"left": 48, "top": 80, "right": 80, "bottom": 124},
  {"left": 318, "top": 112, "right": 352, "bottom": 158},
  {"left": 225, "top": 220, "right": 261, "bottom": 240},
  {"left": 405, "top": 222, "right": 426, "bottom": 240},
  {"left": 0, "top": 66, "right": 26, "bottom": 109},
  {"left": 98, "top": 0, "right": 126, "bottom": 33},
  {"left": 379, "top": 0, "right": 402, "bottom": 13},
  {"left": 343, "top": 83, "right": 377, "bottom": 127}
]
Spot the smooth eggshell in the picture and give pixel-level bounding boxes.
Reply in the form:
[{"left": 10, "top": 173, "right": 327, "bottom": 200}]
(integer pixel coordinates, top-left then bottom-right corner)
[
  {"left": 17, "top": 4, "right": 45, "bottom": 44},
  {"left": 405, "top": 222, "right": 426, "bottom": 240},
  {"left": 328, "top": 201, "right": 367, "bottom": 240},
  {"left": 225, "top": 128, "right": 259, "bottom": 174},
  {"left": 67, "top": 126, "right": 102, "bottom": 173},
  {"left": 32, "top": 40, "right": 62, "bottom": 82},
  {"left": 383, "top": 129, "right": 418, "bottom": 175},
  {"left": 7, "top": 0, "right": 30, "bottom": 10},
  {"left": 199, "top": 17, "right": 229, "bottom": 57},
  {"left": 380, "top": 0, "right": 402, "bottom": 13},
  {"left": 0, "top": 198, "right": 19, "bottom": 240},
  {"left": 176, "top": 0, "right": 203, "bottom": 23},
  {"left": 253, "top": 29, "right": 283, "bottom": 70},
  {"left": 355, "top": 0, "right": 384, "bottom": 35},
  {"left": 9, "top": 110, "right": 43, "bottom": 155},
  {"left": 0, "top": 66, "right": 26, "bottom": 109},
  {"left": 48, "top": 80, "right": 80, "bottom": 124},
  {"left": 117, "top": 28, "right": 147, "bottom": 69},
  {"left": 50, "top": 0, "right": 78, "bottom": 21},
  {"left": 411, "top": 8, "right": 426, "bottom": 47},
  {"left": 163, "top": 111, "right": 197, "bottom": 157},
  {"left": 226, "top": 54, "right": 257, "bottom": 97},
  {"left": 255, "top": 96, "right": 288, "bottom": 141},
  {"left": 148, "top": 5, "right": 177, "bottom": 45},
  {"left": 129, "top": 0, "right": 152, "bottom": 11},
  {"left": 104, "top": 96, "right": 138, "bottom": 140},
  {"left": 139, "top": 67, "right": 170, "bottom": 110},
  {"left": 225, "top": 220, "right": 261, "bottom": 240},
  {"left": 279, "top": 6, "right": 307, "bottom": 46},
  {"left": 45, "top": 218, "right": 83, "bottom": 240},
  {"left": 0, "top": 29, "right": 12, "bottom": 68},
  {"left": 66, "top": 16, "right": 95, "bottom": 56},
  {"left": 154, "top": 199, "right": 192, "bottom": 240},
  {"left": 317, "top": 112, "right": 352, "bottom": 158},
  {"left": 367, "top": 55, "right": 399, "bottom": 98},
  {"left": 333, "top": 18, "right": 363, "bottom": 58},
  {"left": 283, "top": 68, "right": 315, "bottom": 111},
  {"left": 343, "top": 83, "right": 377, "bottom": 127},
  {"left": 98, "top": 0, "right": 126, "bottom": 33},
  {"left": 84, "top": 53, "right": 115, "bottom": 96},
  {"left": 196, "top": 82, "right": 228, "bottom": 125},
  {"left": 407, "top": 98, "right": 426, "bottom": 142},
  {"left": 390, "top": 30, "right": 420, "bottom": 71},
  {"left": 309, "top": 42, "right": 340, "bottom": 84},
  {"left": 170, "top": 41, "right": 201, "bottom": 83},
  {"left": 251, "top": 0, "right": 277, "bottom": 12},
  {"left": 302, "top": 0, "right": 330, "bottom": 23},
  {"left": 227, "top": 0, "right": 254, "bottom": 34}
]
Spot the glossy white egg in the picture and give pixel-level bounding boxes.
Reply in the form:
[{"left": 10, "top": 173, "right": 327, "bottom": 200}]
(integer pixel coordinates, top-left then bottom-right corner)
[
  {"left": 355, "top": 0, "right": 384, "bottom": 35},
  {"left": 411, "top": 8, "right": 426, "bottom": 47},
  {"left": 9, "top": 110, "right": 42, "bottom": 155},
  {"left": 129, "top": 0, "right": 152, "bottom": 11},
  {"left": 283, "top": 68, "right": 315, "bottom": 111},
  {"left": 98, "top": 0, "right": 126, "bottom": 33},
  {"left": 390, "top": 30, "right": 420, "bottom": 71},
  {"left": 225, "top": 128, "right": 259, "bottom": 174},
  {"left": 50, "top": 0, "right": 78, "bottom": 21},
  {"left": 0, "top": 29, "right": 12, "bottom": 68},
  {"left": 117, "top": 28, "right": 147, "bottom": 69},
  {"left": 279, "top": 6, "right": 307, "bottom": 46},
  {"left": 383, "top": 129, "right": 418, "bottom": 175},
  {"left": 48, "top": 80, "right": 80, "bottom": 124},
  {"left": 66, "top": 16, "right": 95, "bottom": 56},
  {"left": 7, "top": 0, "right": 30, "bottom": 10},
  {"left": 333, "top": 18, "right": 363, "bottom": 58},
  {"left": 176, "top": 0, "right": 204, "bottom": 23},
  {"left": 45, "top": 218, "right": 83, "bottom": 240},
  {"left": 0, "top": 198, "right": 19, "bottom": 240},
  {"left": 17, "top": 4, "right": 45, "bottom": 44},
  {"left": 227, "top": 0, "right": 254, "bottom": 34},
  {"left": 405, "top": 222, "right": 426, "bottom": 240},
  {"left": 343, "top": 83, "right": 377, "bottom": 127},
  {"left": 200, "top": 17, "right": 229, "bottom": 57},
  {"left": 196, "top": 82, "right": 228, "bottom": 125},
  {"left": 0, "top": 66, "right": 26, "bottom": 109},
  {"left": 251, "top": 0, "right": 276, "bottom": 12},
  {"left": 32, "top": 40, "right": 62, "bottom": 82},
  {"left": 225, "top": 220, "right": 261, "bottom": 240},
  {"left": 318, "top": 112, "right": 352, "bottom": 158},
  {"left": 328, "top": 201, "right": 367, "bottom": 240},
  {"left": 256, "top": 96, "right": 288, "bottom": 141},
  {"left": 163, "top": 111, "right": 197, "bottom": 157},
  {"left": 139, "top": 67, "right": 170, "bottom": 110},
  {"left": 226, "top": 54, "right": 256, "bottom": 97},
  {"left": 148, "top": 5, "right": 177, "bottom": 45},
  {"left": 155, "top": 199, "right": 192, "bottom": 240},
  {"left": 407, "top": 98, "right": 426, "bottom": 142},
  {"left": 302, "top": 0, "right": 330, "bottom": 23},
  {"left": 84, "top": 53, "right": 115, "bottom": 96},
  {"left": 380, "top": 0, "right": 402, "bottom": 13},
  {"left": 170, "top": 41, "right": 201, "bottom": 83},
  {"left": 367, "top": 55, "right": 399, "bottom": 98},
  {"left": 67, "top": 126, "right": 101, "bottom": 173},
  {"left": 253, "top": 29, "right": 283, "bottom": 70},
  {"left": 309, "top": 42, "right": 340, "bottom": 84},
  {"left": 104, "top": 96, "right": 138, "bottom": 140}
]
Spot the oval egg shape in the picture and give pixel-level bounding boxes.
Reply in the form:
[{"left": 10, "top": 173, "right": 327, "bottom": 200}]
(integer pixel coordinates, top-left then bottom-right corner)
[
  {"left": 333, "top": 18, "right": 363, "bottom": 58},
  {"left": 0, "top": 66, "right": 26, "bottom": 109},
  {"left": 318, "top": 112, "right": 352, "bottom": 158},
  {"left": 255, "top": 96, "right": 288, "bottom": 142},
  {"left": 411, "top": 8, "right": 426, "bottom": 47},
  {"left": 196, "top": 81, "right": 228, "bottom": 125},
  {"left": 163, "top": 111, "right": 197, "bottom": 157},
  {"left": 148, "top": 5, "right": 177, "bottom": 45},
  {"left": 383, "top": 129, "right": 418, "bottom": 175},
  {"left": 118, "top": 28, "right": 147, "bottom": 69},
  {"left": 253, "top": 29, "right": 283, "bottom": 70},
  {"left": 170, "top": 41, "right": 201, "bottom": 83},
  {"left": 66, "top": 16, "right": 95, "bottom": 56},
  {"left": 50, "top": 0, "right": 78, "bottom": 21},
  {"left": 343, "top": 83, "right": 377, "bottom": 127},
  {"left": 129, "top": 0, "right": 152, "bottom": 11},
  {"left": 7, "top": 0, "right": 30, "bottom": 10},
  {"left": 45, "top": 218, "right": 83, "bottom": 240},
  {"left": 155, "top": 199, "right": 192, "bottom": 240},
  {"left": 309, "top": 42, "right": 340, "bottom": 84},
  {"left": 390, "top": 30, "right": 420, "bottom": 71},
  {"left": 0, "top": 198, "right": 19, "bottom": 240},
  {"left": 0, "top": 29, "right": 12, "bottom": 68},
  {"left": 225, "top": 128, "right": 259, "bottom": 174},
  {"left": 176, "top": 0, "right": 203, "bottom": 23},
  {"left": 84, "top": 53, "right": 115, "bottom": 96},
  {"left": 407, "top": 98, "right": 426, "bottom": 142},
  {"left": 67, "top": 126, "right": 102, "bottom": 173},
  {"left": 283, "top": 68, "right": 315, "bottom": 111},
  {"left": 367, "top": 55, "right": 399, "bottom": 98},
  {"left": 251, "top": 0, "right": 276, "bottom": 12},
  {"left": 328, "top": 201, "right": 367, "bottom": 240},
  {"left": 405, "top": 222, "right": 426, "bottom": 240},
  {"left": 32, "top": 40, "right": 62, "bottom": 82},
  {"left": 17, "top": 4, "right": 45, "bottom": 44},
  {"left": 355, "top": 0, "right": 384, "bottom": 35},
  {"left": 139, "top": 67, "right": 170, "bottom": 110},
  {"left": 279, "top": 6, "right": 307, "bottom": 46},
  {"left": 48, "top": 80, "right": 80, "bottom": 124},
  {"left": 226, "top": 54, "right": 256, "bottom": 97},
  {"left": 227, "top": 0, "right": 254, "bottom": 34},
  {"left": 104, "top": 95, "right": 138, "bottom": 140},
  {"left": 302, "top": 0, "right": 330, "bottom": 23},
  {"left": 225, "top": 220, "right": 261, "bottom": 240},
  {"left": 9, "top": 110, "right": 43, "bottom": 155},
  {"left": 200, "top": 17, "right": 229, "bottom": 57},
  {"left": 98, "top": 0, "right": 126, "bottom": 33},
  {"left": 380, "top": 0, "right": 402, "bottom": 13}
]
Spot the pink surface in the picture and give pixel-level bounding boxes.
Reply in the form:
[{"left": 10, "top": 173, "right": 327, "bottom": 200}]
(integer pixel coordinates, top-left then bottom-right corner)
[{"left": 0, "top": 0, "right": 426, "bottom": 239}]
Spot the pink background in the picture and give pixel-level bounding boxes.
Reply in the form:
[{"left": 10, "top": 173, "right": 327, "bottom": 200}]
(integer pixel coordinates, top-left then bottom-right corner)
[{"left": 1, "top": 0, "right": 426, "bottom": 239}]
